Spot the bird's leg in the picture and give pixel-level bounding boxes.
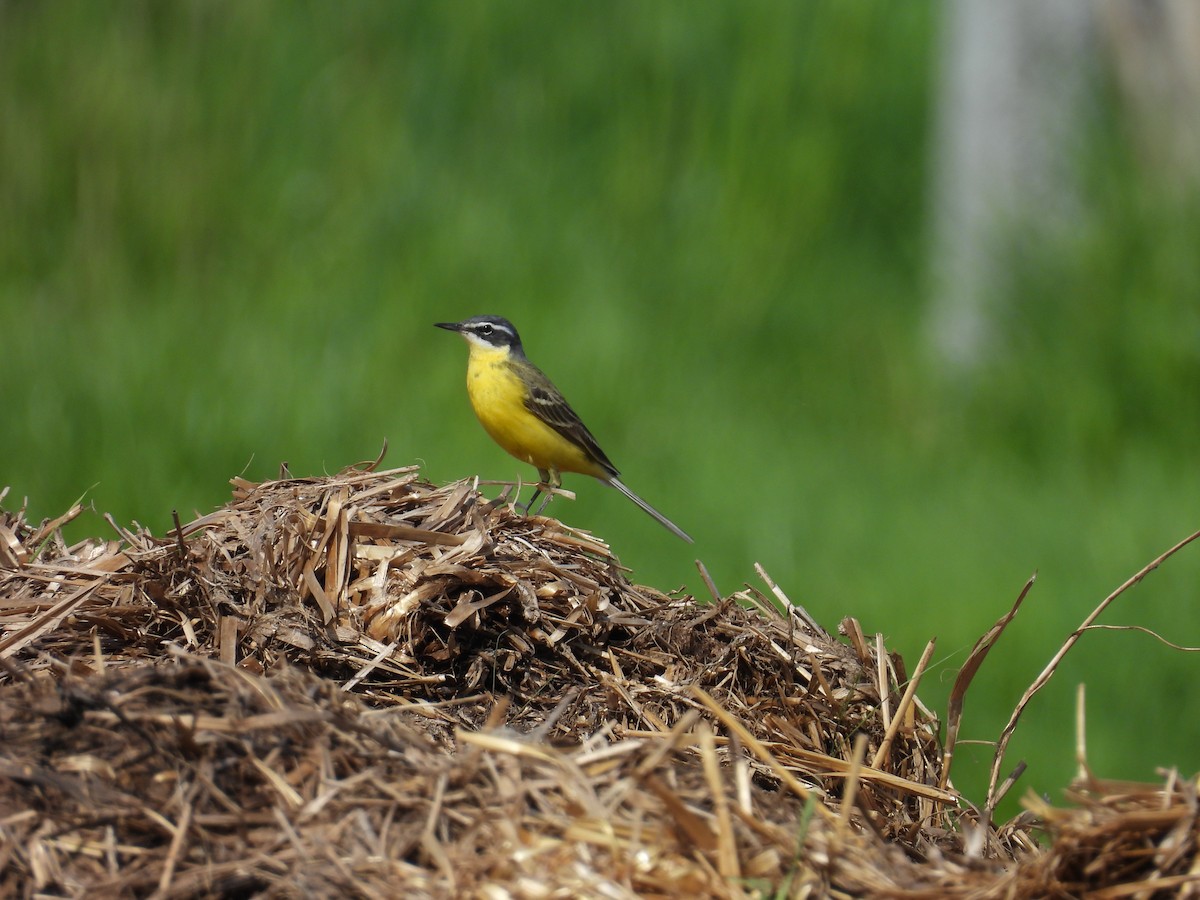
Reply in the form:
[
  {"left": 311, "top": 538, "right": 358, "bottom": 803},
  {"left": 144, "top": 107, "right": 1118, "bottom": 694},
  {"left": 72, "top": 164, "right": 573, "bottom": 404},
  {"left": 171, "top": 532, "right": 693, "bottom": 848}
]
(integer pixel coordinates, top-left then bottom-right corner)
[
  {"left": 532, "top": 469, "right": 561, "bottom": 516},
  {"left": 519, "top": 468, "right": 553, "bottom": 515}
]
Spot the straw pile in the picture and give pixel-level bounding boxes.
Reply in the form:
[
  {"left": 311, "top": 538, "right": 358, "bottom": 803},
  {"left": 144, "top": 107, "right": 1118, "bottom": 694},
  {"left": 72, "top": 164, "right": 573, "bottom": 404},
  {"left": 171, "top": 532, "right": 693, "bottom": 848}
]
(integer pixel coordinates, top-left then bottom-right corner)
[{"left": 1, "top": 463, "right": 1197, "bottom": 897}]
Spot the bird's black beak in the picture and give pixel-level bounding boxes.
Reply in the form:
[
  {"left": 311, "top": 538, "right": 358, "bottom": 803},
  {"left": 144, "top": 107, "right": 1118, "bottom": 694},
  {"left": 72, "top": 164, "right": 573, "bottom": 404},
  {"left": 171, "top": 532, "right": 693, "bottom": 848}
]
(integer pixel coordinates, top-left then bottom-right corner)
[{"left": 435, "top": 321, "right": 463, "bottom": 333}]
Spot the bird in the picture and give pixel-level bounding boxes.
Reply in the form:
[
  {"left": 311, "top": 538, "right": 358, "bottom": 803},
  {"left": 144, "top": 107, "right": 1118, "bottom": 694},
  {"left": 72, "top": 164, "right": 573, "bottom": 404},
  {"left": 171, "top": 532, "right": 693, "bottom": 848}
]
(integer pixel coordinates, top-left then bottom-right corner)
[{"left": 435, "top": 315, "right": 693, "bottom": 543}]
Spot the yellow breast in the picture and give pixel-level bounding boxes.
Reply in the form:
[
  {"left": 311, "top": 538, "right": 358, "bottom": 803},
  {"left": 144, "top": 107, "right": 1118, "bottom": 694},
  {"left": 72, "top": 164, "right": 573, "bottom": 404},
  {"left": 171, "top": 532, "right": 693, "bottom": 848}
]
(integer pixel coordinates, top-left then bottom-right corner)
[{"left": 464, "top": 347, "right": 605, "bottom": 478}]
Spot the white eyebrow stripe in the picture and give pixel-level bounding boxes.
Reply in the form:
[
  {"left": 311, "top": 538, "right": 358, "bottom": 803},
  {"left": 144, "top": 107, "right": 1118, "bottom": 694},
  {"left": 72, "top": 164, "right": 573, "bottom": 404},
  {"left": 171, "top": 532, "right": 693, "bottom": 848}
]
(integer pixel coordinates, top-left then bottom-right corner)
[{"left": 470, "top": 323, "right": 514, "bottom": 340}]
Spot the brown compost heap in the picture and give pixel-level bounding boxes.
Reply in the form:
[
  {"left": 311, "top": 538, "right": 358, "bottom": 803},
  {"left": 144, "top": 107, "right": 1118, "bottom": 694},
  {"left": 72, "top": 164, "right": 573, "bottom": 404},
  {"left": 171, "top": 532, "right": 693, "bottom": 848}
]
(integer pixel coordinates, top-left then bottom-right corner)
[{"left": 1, "top": 463, "right": 1196, "bottom": 897}]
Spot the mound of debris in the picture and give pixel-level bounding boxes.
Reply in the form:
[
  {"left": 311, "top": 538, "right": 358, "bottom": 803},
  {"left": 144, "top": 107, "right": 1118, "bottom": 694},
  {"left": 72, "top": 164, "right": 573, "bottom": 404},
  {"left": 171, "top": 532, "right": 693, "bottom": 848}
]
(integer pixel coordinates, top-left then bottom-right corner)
[{"left": 0, "top": 464, "right": 1194, "bottom": 896}]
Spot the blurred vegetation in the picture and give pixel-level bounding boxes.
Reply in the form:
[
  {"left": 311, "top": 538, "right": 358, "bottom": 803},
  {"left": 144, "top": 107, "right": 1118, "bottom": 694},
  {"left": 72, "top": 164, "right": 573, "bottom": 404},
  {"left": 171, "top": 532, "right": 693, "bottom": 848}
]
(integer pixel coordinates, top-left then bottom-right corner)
[{"left": 2, "top": 2, "right": 1198, "bottom": 819}]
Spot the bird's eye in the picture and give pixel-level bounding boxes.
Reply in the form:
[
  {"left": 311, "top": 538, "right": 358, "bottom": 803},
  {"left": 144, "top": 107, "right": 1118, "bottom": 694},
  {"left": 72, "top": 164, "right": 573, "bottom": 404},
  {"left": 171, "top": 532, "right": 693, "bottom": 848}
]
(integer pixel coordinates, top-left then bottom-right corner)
[{"left": 479, "top": 324, "right": 493, "bottom": 335}]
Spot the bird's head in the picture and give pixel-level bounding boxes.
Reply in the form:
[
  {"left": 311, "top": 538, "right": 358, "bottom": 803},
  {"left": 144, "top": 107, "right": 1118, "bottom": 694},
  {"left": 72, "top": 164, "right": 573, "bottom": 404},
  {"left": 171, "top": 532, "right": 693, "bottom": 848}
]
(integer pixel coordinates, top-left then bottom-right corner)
[{"left": 435, "top": 316, "right": 524, "bottom": 355}]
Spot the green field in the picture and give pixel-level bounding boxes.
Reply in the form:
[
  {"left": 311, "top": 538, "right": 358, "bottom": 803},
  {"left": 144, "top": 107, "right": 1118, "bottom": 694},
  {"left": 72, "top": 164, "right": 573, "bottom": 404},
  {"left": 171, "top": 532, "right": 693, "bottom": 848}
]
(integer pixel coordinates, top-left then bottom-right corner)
[{"left": 3, "top": 2, "right": 1198, "bottom": 820}]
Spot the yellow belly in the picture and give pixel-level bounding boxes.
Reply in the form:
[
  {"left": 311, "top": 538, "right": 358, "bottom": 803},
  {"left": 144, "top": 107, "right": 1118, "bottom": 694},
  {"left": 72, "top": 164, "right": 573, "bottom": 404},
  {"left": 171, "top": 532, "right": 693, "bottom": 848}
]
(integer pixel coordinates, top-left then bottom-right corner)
[{"left": 465, "top": 350, "right": 605, "bottom": 478}]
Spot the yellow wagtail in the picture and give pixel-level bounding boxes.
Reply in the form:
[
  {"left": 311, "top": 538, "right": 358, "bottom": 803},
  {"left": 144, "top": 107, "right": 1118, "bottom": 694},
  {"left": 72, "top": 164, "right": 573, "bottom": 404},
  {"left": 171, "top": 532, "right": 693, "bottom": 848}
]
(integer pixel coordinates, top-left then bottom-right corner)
[{"left": 436, "top": 315, "right": 693, "bottom": 543}]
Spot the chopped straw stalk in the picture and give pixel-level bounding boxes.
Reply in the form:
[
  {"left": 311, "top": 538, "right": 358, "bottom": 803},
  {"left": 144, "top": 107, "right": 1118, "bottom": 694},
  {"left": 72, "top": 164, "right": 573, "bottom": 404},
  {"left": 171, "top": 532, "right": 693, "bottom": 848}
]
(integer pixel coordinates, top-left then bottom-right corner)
[{"left": 0, "top": 463, "right": 1196, "bottom": 897}]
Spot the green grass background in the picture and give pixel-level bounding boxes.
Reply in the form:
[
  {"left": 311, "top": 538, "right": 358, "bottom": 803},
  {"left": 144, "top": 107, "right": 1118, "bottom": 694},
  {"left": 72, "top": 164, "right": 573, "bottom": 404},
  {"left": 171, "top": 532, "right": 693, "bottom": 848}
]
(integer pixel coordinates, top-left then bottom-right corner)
[{"left": 3, "top": 2, "right": 1198, "bottom": 820}]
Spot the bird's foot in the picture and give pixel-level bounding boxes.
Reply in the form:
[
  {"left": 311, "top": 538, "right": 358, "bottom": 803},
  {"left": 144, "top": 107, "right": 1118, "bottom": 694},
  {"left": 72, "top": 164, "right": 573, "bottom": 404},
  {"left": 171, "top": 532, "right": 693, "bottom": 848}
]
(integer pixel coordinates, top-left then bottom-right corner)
[{"left": 515, "top": 482, "right": 575, "bottom": 517}]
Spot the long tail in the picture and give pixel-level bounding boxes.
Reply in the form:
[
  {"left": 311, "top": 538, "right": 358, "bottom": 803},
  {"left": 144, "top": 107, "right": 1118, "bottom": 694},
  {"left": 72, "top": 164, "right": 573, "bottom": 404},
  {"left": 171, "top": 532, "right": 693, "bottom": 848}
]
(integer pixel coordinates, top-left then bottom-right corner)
[{"left": 608, "top": 477, "right": 693, "bottom": 543}]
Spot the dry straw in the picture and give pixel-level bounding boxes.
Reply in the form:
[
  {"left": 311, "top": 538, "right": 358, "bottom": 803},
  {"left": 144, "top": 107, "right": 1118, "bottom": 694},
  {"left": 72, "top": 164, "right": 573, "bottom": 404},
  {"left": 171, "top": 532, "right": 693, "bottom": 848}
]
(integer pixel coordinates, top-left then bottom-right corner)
[{"left": 0, "top": 461, "right": 1197, "bottom": 897}]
